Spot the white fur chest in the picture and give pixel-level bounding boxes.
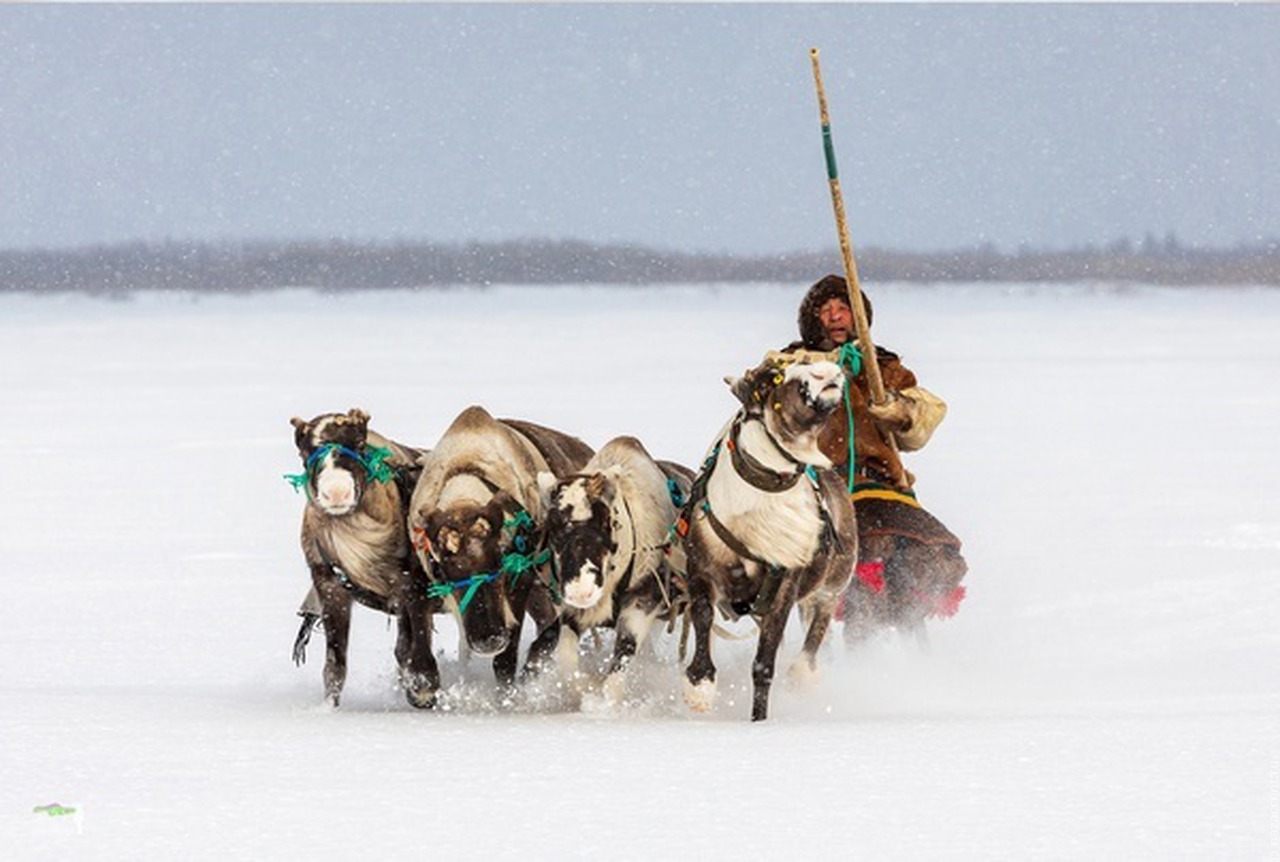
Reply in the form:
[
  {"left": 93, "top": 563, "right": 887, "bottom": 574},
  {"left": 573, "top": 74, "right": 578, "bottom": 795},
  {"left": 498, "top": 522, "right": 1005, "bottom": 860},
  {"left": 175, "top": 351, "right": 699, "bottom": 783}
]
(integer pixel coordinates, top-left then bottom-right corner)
[{"left": 704, "top": 442, "right": 823, "bottom": 570}]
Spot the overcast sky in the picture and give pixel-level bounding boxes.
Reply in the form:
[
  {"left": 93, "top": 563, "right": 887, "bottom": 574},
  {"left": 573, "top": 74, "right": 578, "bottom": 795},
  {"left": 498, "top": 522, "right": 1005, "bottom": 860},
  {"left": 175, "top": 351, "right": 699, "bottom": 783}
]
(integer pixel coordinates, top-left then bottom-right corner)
[{"left": 2, "top": 4, "right": 1276, "bottom": 254}]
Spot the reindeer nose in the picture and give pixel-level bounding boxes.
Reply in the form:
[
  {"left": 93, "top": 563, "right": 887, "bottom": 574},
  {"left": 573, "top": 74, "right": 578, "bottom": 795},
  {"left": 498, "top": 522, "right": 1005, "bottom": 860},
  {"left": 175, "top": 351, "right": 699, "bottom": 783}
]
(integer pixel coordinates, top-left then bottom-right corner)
[
  {"left": 563, "top": 579, "right": 603, "bottom": 609},
  {"left": 468, "top": 633, "right": 509, "bottom": 657},
  {"left": 322, "top": 486, "right": 352, "bottom": 505}
]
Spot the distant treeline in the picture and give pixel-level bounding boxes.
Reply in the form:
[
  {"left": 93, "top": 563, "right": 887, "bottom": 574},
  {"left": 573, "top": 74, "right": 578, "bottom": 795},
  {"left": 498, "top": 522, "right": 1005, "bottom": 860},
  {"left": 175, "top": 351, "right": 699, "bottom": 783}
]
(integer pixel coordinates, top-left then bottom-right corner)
[{"left": 2, "top": 236, "right": 1278, "bottom": 294}]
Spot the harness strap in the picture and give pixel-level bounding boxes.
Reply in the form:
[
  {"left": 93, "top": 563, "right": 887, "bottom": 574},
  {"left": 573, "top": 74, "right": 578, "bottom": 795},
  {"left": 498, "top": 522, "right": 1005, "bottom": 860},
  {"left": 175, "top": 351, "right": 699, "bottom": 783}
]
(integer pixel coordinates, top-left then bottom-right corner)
[
  {"left": 425, "top": 571, "right": 501, "bottom": 614},
  {"left": 285, "top": 443, "right": 397, "bottom": 492},
  {"left": 727, "top": 416, "right": 806, "bottom": 493},
  {"left": 423, "top": 505, "right": 551, "bottom": 614},
  {"left": 701, "top": 506, "right": 784, "bottom": 621},
  {"left": 703, "top": 505, "right": 769, "bottom": 568},
  {"left": 608, "top": 495, "right": 640, "bottom": 618}
]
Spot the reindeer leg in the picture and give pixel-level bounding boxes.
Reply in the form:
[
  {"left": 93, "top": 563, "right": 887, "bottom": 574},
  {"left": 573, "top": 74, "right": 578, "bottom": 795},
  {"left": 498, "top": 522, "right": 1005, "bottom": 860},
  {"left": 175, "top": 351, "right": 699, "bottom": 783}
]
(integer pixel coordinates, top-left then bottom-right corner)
[
  {"left": 682, "top": 571, "right": 718, "bottom": 713},
  {"left": 751, "top": 587, "right": 797, "bottom": 722},
  {"left": 524, "top": 616, "right": 561, "bottom": 680},
  {"left": 522, "top": 582, "right": 561, "bottom": 680},
  {"left": 394, "top": 607, "right": 412, "bottom": 670},
  {"left": 400, "top": 590, "right": 440, "bottom": 710},
  {"left": 312, "top": 568, "right": 352, "bottom": 708},
  {"left": 604, "top": 584, "right": 662, "bottom": 704},
  {"left": 493, "top": 578, "right": 530, "bottom": 694},
  {"left": 790, "top": 591, "right": 838, "bottom": 689}
]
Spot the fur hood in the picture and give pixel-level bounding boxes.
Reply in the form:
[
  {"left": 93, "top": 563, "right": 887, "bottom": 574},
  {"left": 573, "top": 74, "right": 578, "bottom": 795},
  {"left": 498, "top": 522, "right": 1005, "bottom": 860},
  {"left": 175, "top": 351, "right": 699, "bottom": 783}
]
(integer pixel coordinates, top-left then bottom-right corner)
[{"left": 797, "top": 274, "right": 873, "bottom": 351}]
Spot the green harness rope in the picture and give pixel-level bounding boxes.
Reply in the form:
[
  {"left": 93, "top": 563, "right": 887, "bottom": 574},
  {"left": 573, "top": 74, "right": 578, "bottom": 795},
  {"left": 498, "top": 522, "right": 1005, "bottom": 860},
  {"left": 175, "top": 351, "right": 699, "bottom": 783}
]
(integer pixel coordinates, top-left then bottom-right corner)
[
  {"left": 284, "top": 444, "right": 397, "bottom": 493},
  {"left": 425, "top": 510, "right": 550, "bottom": 614},
  {"left": 836, "top": 343, "right": 863, "bottom": 494}
]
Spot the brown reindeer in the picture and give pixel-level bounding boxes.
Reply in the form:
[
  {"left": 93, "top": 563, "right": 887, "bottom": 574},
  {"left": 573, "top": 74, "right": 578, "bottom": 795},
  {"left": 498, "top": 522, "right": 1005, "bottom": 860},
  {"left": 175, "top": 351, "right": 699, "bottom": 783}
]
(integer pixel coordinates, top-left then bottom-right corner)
[
  {"left": 681, "top": 355, "right": 857, "bottom": 720},
  {"left": 288, "top": 409, "right": 438, "bottom": 708},
  {"left": 407, "top": 406, "right": 593, "bottom": 700}
]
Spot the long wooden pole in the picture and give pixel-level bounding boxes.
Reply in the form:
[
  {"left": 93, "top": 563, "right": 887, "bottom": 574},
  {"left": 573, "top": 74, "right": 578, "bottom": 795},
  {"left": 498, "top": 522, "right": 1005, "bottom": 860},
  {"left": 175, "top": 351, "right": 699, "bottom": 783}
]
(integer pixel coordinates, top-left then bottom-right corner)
[
  {"left": 809, "top": 47, "right": 888, "bottom": 406},
  {"left": 810, "top": 48, "right": 908, "bottom": 489}
]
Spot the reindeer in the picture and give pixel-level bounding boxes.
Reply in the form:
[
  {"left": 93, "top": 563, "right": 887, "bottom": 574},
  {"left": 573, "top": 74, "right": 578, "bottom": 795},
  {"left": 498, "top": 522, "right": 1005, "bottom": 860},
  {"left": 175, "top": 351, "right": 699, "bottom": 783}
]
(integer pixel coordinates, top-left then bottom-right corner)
[
  {"left": 407, "top": 406, "right": 593, "bottom": 701},
  {"left": 538, "top": 436, "right": 693, "bottom": 705},
  {"left": 287, "top": 409, "right": 438, "bottom": 708},
  {"left": 681, "top": 354, "right": 857, "bottom": 720}
]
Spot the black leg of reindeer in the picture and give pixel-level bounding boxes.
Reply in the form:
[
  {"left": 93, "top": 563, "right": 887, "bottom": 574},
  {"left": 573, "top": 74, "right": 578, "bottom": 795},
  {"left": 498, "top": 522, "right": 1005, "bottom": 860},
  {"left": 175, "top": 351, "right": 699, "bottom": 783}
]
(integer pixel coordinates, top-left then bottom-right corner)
[
  {"left": 610, "top": 627, "right": 641, "bottom": 677},
  {"left": 608, "top": 585, "right": 663, "bottom": 678},
  {"left": 522, "top": 580, "right": 561, "bottom": 679},
  {"left": 313, "top": 568, "right": 353, "bottom": 708},
  {"left": 492, "top": 578, "right": 531, "bottom": 693},
  {"left": 394, "top": 609, "right": 413, "bottom": 671},
  {"left": 750, "top": 579, "right": 800, "bottom": 722},
  {"left": 399, "top": 590, "right": 441, "bottom": 710},
  {"left": 397, "top": 558, "right": 440, "bottom": 709},
  {"left": 683, "top": 572, "right": 718, "bottom": 696},
  {"left": 524, "top": 616, "right": 561, "bottom": 680}
]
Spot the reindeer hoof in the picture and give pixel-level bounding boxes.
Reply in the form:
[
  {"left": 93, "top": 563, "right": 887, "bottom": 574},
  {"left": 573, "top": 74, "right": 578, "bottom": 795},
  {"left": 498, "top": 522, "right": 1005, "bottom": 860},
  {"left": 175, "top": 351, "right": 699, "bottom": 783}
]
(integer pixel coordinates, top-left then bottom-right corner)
[
  {"left": 405, "top": 687, "right": 436, "bottom": 710},
  {"left": 786, "top": 658, "right": 821, "bottom": 690},
  {"left": 600, "top": 672, "right": 628, "bottom": 707},
  {"left": 400, "top": 667, "right": 439, "bottom": 710},
  {"left": 683, "top": 678, "right": 717, "bottom": 713}
]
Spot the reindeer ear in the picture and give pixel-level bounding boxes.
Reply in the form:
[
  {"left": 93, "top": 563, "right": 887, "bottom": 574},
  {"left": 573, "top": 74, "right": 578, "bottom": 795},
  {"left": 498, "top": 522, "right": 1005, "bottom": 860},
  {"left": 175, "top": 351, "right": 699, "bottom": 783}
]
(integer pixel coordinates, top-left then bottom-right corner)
[
  {"left": 591, "top": 466, "right": 622, "bottom": 505},
  {"left": 348, "top": 408, "right": 370, "bottom": 425},
  {"left": 727, "top": 372, "right": 755, "bottom": 405},
  {"left": 424, "top": 511, "right": 458, "bottom": 555},
  {"left": 490, "top": 489, "right": 516, "bottom": 515},
  {"left": 291, "top": 417, "right": 311, "bottom": 450},
  {"left": 536, "top": 471, "right": 560, "bottom": 512}
]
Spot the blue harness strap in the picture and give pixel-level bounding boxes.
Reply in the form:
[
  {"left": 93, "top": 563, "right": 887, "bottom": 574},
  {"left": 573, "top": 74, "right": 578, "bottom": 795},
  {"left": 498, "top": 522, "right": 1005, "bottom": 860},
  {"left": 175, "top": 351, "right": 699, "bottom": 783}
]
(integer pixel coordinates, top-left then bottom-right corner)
[
  {"left": 425, "top": 509, "right": 552, "bottom": 614},
  {"left": 284, "top": 443, "right": 397, "bottom": 492}
]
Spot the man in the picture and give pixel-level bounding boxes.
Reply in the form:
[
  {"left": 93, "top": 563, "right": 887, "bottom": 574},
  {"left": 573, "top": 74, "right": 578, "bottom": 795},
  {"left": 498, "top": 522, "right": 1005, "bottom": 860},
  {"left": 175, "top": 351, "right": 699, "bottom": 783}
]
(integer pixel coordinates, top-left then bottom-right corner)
[{"left": 790, "top": 274, "right": 967, "bottom": 645}]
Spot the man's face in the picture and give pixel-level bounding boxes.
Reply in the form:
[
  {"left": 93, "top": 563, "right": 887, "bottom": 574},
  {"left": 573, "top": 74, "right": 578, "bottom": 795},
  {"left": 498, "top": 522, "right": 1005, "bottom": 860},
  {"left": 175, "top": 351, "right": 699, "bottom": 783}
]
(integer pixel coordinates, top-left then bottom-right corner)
[{"left": 817, "top": 297, "right": 854, "bottom": 345}]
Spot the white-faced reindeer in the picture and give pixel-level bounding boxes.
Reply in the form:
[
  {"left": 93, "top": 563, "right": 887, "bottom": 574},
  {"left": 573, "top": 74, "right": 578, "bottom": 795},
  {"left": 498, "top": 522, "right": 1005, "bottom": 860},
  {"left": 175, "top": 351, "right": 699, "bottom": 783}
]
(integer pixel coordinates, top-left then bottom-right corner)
[
  {"left": 681, "top": 354, "right": 857, "bottom": 720},
  {"left": 287, "top": 408, "right": 438, "bottom": 708},
  {"left": 537, "top": 436, "right": 693, "bottom": 705}
]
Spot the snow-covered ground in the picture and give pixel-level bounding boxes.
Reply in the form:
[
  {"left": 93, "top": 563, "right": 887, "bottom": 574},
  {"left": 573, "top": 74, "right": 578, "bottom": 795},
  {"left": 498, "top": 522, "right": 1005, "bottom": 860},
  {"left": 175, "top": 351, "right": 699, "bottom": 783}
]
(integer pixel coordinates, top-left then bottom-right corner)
[{"left": 3, "top": 282, "right": 1278, "bottom": 858}]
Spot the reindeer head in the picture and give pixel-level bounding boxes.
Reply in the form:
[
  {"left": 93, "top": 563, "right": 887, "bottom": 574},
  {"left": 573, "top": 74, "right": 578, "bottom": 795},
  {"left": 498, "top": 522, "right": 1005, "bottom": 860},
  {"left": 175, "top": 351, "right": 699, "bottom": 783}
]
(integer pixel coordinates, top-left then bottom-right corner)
[
  {"left": 539, "top": 468, "right": 623, "bottom": 610},
  {"left": 288, "top": 408, "right": 385, "bottom": 516},
  {"left": 728, "top": 355, "right": 845, "bottom": 465},
  {"left": 410, "top": 489, "right": 534, "bottom": 657}
]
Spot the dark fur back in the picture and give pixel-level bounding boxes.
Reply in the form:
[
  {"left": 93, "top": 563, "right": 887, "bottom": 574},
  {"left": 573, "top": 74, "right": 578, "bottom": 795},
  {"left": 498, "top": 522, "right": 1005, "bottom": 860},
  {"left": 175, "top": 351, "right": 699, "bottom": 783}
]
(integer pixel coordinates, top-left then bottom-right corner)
[{"left": 500, "top": 418, "right": 595, "bottom": 476}]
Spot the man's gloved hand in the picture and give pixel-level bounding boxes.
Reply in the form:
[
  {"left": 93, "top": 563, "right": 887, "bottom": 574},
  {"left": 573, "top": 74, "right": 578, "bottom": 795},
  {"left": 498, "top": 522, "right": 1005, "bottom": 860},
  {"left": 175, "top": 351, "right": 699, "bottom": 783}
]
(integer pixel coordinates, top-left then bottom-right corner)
[{"left": 867, "top": 392, "right": 913, "bottom": 431}]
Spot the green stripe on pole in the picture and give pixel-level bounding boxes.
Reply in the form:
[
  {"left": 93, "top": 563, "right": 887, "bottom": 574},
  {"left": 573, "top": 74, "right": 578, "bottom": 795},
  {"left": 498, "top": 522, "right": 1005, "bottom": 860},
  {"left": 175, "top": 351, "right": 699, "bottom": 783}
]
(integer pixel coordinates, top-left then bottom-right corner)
[{"left": 822, "top": 124, "right": 838, "bottom": 180}]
